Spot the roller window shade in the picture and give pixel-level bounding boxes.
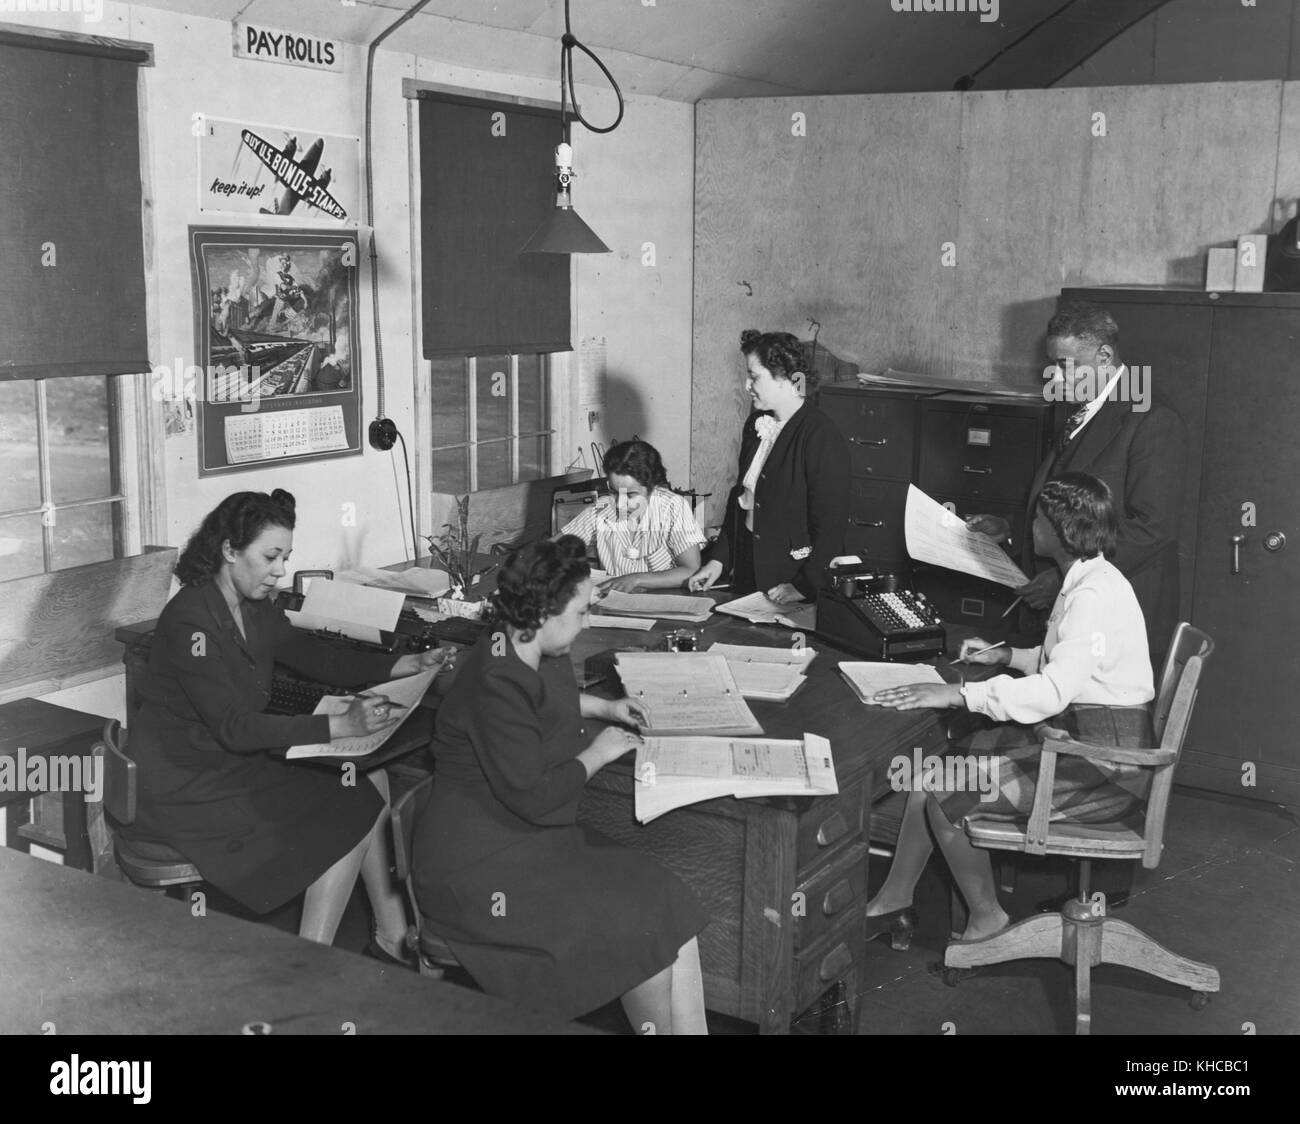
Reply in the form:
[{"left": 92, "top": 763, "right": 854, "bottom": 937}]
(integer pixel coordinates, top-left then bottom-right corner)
[
  {"left": 0, "top": 39, "right": 149, "bottom": 381},
  {"left": 419, "top": 93, "right": 570, "bottom": 357}
]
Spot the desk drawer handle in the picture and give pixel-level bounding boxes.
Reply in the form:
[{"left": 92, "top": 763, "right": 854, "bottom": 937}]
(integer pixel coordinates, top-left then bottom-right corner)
[
  {"left": 962, "top": 465, "right": 993, "bottom": 475},
  {"left": 819, "top": 942, "right": 854, "bottom": 982},
  {"left": 852, "top": 518, "right": 884, "bottom": 528},
  {"left": 822, "top": 879, "right": 856, "bottom": 917},
  {"left": 851, "top": 436, "right": 888, "bottom": 446},
  {"left": 816, "top": 812, "right": 849, "bottom": 848}
]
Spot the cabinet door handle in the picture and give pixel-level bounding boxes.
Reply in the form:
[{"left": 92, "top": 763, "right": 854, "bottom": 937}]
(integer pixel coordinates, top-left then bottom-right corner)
[
  {"left": 822, "top": 879, "right": 856, "bottom": 916},
  {"left": 850, "top": 436, "right": 887, "bottom": 447},
  {"left": 1231, "top": 533, "right": 1245, "bottom": 575},
  {"left": 852, "top": 518, "right": 884, "bottom": 528},
  {"left": 962, "top": 465, "right": 993, "bottom": 475},
  {"left": 816, "top": 812, "right": 849, "bottom": 847}
]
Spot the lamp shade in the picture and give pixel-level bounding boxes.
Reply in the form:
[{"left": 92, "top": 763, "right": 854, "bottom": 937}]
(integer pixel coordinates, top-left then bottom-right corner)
[{"left": 521, "top": 203, "right": 610, "bottom": 254}]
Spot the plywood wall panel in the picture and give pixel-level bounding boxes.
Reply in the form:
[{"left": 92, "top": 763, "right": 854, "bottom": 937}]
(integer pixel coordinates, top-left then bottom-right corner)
[{"left": 691, "top": 94, "right": 962, "bottom": 528}]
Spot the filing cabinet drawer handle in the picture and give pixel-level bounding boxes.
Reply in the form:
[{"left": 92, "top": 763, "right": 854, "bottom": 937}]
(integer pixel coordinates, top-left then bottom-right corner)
[
  {"left": 850, "top": 436, "right": 888, "bottom": 446},
  {"left": 816, "top": 812, "right": 849, "bottom": 847},
  {"left": 852, "top": 518, "right": 884, "bottom": 528},
  {"left": 822, "top": 879, "right": 856, "bottom": 917},
  {"left": 962, "top": 465, "right": 993, "bottom": 475},
  {"left": 819, "top": 943, "right": 854, "bottom": 982}
]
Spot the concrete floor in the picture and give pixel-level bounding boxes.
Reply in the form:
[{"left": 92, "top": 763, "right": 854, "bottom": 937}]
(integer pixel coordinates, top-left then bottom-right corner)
[{"left": 309, "top": 784, "right": 1299, "bottom": 1035}]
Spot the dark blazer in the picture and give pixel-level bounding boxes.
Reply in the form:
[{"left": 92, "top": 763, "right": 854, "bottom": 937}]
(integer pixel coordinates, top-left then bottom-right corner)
[
  {"left": 706, "top": 401, "right": 851, "bottom": 600},
  {"left": 125, "top": 580, "right": 399, "bottom": 912},
  {"left": 1026, "top": 397, "right": 1187, "bottom": 658}
]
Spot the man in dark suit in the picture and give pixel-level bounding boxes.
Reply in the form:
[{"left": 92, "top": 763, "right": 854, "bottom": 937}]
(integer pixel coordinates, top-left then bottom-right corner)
[{"left": 967, "top": 300, "right": 1187, "bottom": 909}]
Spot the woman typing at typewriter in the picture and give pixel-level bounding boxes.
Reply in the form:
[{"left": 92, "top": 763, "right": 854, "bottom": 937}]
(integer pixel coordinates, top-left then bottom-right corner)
[
  {"left": 122, "top": 489, "right": 450, "bottom": 962},
  {"left": 687, "top": 329, "right": 850, "bottom": 605},
  {"left": 864, "top": 474, "right": 1155, "bottom": 947}
]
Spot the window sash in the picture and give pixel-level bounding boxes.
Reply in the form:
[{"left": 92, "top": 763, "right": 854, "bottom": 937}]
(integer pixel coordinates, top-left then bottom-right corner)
[{"left": 430, "top": 355, "right": 553, "bottom": 492}]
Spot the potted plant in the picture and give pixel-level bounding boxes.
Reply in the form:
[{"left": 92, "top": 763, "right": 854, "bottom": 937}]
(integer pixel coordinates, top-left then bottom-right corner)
[{"left": 425, "top": 495, "right": 488, "bottom": 619}]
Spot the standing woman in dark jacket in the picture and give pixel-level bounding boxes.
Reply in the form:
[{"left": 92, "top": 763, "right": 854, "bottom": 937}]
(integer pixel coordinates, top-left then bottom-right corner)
[
  {"left": 689, "top": 330, "right": 851, "bottom": 603},
  {"left": 122, "top": 489, "right": 450, "bottom": 960}
]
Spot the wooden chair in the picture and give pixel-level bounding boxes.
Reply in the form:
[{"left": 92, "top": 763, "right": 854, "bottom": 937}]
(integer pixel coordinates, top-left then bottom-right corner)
[
  {"left": 88, "top": 720, "right": 204, "bottom": 895},
  {"left": 390, "top": 775, "right": 463, "bottom": 979},
  {"left": 943, "top": 623, "right": 1220, "bottom": 1034}
]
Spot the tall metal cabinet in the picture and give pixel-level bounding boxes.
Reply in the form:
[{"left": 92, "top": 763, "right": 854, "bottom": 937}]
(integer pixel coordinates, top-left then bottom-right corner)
[{"left": 1063, "top": 287, "right": 1300, "bottom": 805}]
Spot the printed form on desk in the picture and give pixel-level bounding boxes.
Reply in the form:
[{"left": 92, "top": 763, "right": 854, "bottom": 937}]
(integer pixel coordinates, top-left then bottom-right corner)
[
  {"left": 614, "top": 651, "right": 763, "bottom": 736},
  {"left": 634, "top": 733, "right": 837, "bottom": 822}
]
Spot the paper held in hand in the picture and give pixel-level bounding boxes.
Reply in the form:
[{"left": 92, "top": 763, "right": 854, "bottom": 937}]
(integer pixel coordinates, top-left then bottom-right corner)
[
  {"left": 904, "top": 484, "right": 1029, "bottom": 589},
  {"left": 633, "top": 733, "right": 838, "bottom": 823},
  {"left": 285, "top": 667, "right": 438, "bottom": 759}
]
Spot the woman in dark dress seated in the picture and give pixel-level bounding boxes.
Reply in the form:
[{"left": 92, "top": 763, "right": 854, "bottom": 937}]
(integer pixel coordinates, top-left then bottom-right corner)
[
  {"left": 123, "top": 489, "right": 450, "bottom": 960},
  {"left": 412, "top": 535, "right": 710, "bottom": 1032},
  {"left": 864, "top": 474, "right": 1156, "bottom": 947}
]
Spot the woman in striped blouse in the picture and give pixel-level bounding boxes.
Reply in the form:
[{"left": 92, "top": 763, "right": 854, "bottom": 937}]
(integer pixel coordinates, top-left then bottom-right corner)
[{"left": 560, "top": 440, "right": 707, "bottom": 593}]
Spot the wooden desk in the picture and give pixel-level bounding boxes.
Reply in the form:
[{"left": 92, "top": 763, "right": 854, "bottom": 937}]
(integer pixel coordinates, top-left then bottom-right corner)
[
  {"left": 0, "top": 847, "right": 594, "bottom": 1035},
  {"left": 0, "top": 698, "right": 106, "bottom": 870},
  {"left": 569, "top": 613, "right": 954, "bottom": 1034}
]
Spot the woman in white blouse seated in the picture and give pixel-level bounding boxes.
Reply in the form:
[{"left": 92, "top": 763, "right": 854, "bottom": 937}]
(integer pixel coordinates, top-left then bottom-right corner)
[
  {"left": 560, "top": 439, "right": 707, "bottom": 594},
  {"left": 865, "top": 473, "right": 1156, "bottom": 947}
]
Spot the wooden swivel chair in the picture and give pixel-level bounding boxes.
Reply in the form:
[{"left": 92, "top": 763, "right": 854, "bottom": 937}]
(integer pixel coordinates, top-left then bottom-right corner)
[
  {"left": 390, "top": 774, "right": 463, "bottom": 979},
  {"left": 88, "top": 720, "right": 204, "bottom": 896},
  {"left": 943, "top": 623, "right": 1220, "bottom": 1034}
]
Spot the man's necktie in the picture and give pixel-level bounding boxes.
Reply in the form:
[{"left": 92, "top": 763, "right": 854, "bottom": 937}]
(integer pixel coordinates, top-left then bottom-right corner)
[{"left": 1047, "top": 406, "right": 1090, "bottom": 477}]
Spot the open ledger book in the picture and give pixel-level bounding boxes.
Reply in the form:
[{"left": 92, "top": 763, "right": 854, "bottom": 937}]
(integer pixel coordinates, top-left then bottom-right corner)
[
  {"left": 285, "top": 667, "right": 438, "bottom": 759},
  {"left": 839, "top": 661, "right": 945, "bottom": 704},
  {"left": 614, "top": 651, "right": 763, "bottom": 736},
  {"left": 634, "top": 733, "right": 838, "bottom": 823}
]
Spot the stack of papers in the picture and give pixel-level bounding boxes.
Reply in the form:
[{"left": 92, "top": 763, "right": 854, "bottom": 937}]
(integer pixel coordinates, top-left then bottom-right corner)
[
  {"left": 614, "top": 651, "right": 763, "bottom": 736},
  {"left": 634, "top": 734, "right": 838, "bottom": 823},
  {"left": 838, "top": 661, "right": 946, "bottom": 705},
  {"left": 332, "top": 566, "right": 451, "bottom": 600},
  {"left": 714, "top": 591, "right": 816, "bottom": 630},
  {"left": 707, "top": 642, "right": 816, "bottom": 701},
  {"left": 596, "top": 590, "right": 714, "bottom": 622}
]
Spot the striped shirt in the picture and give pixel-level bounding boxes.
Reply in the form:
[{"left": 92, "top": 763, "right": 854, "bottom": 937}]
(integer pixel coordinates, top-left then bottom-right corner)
[{"left": 560, "top": 487, "right": 706, "bottom": 578}]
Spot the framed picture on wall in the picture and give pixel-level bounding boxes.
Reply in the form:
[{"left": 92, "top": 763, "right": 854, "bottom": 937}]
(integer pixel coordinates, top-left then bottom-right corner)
[{"left": 188, "top": 226, "right": 363, "bottom": 475}]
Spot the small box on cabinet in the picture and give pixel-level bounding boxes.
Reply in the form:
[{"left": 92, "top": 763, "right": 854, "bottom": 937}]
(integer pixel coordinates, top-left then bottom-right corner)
[
  {"left": 1205, "top": 247, "right": 1236, "bottom": 292},
  {"left": 1235, "top": 235, "right": 1267, "bottom": 292}
]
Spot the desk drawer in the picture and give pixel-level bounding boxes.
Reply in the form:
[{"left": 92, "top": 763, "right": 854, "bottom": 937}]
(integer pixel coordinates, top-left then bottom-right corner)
[
  {"left": 794, "top": 842, "right": 869, "bottom": 952},
  {"left": 793, "top": 913, "right": 866, "bottom": 1016},
  {"left": 796, "top": 777, "right": 867, "bottom": 875}
]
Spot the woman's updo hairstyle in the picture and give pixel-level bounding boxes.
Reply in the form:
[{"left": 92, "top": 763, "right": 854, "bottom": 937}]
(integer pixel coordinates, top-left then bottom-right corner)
[
  {"left": 1036, "top": 473, "right": 1117, "bottom": 560},
  {"left": 489, "top": 534, "right": 591, "bottom": 643},
  {"left": 740, "top": 329, "right": 817, "bottom": 390},
  {"left": 602, "top": 439, "right": 668, "bottom": 493},
  {"left": 174, "top": 489, "right": 297, "bottom": 587}
]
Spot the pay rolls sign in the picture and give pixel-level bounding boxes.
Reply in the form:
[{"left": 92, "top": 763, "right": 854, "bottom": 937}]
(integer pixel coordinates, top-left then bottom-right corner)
[{"left": 233, "top": 21, "right": 344, "bottom": 72}]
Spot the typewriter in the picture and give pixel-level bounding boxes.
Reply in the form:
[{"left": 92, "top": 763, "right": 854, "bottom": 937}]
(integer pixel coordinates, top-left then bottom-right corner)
[{"left": 815, "top": 568, "right": 946, "bottom": 662}]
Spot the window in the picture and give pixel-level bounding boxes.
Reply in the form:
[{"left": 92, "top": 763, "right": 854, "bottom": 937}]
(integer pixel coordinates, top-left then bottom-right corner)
[
  {"left": 430, "top": 354, "right": 552, "bottom": 493},
  {"left": 0, "top": 374, "right": 154, "bottom": 582}
]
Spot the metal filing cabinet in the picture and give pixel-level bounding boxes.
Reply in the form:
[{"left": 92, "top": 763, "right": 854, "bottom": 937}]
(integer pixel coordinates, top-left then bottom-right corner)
[{"left": 820, "top": 384, "right": 1059, "bottom": 630}]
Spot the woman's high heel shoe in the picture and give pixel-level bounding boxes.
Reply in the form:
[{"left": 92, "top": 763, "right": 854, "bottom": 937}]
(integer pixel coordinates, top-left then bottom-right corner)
[{"left": 864, "top": 906, "right": 917, "bottom": 951}]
